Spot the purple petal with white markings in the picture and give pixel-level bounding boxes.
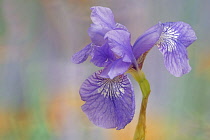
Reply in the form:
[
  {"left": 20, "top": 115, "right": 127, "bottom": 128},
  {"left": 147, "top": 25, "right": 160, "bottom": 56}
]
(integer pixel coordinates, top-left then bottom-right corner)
[
  {"left": 161, "top": 22, "right": 197, "bottom": 48},
  {"left": 157, "top": 22, "right": 197, "bottom": 77},
  {"left": 80, "top": 70, "right": 135, "bottom": 130},
  {"left": 132, "top": 23, "right": 163, "bottom": 59},
  {"left": 159, "top": 42, "right": 191, "bottom": 77},
  {"left": 72, "top": 44, "right": 92, "bottom": 64}
]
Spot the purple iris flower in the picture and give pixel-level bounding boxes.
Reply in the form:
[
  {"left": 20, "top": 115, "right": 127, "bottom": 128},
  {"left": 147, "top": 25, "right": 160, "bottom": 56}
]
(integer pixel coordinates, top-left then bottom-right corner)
[
  {"left": 72, "top": 6, "right": 128, "bottom": 65},
  {"left": 133, "top": 22, "right": 197, "bottom": 77},
  {"left": 72, "top": 6, "right": 197, "bottom": 130}
]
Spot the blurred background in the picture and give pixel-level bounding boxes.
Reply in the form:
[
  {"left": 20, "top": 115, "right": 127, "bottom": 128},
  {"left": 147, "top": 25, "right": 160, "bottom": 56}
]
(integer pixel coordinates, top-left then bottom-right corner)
[{"left": 0, "top": 0, "right": 209, "bottom": 140}]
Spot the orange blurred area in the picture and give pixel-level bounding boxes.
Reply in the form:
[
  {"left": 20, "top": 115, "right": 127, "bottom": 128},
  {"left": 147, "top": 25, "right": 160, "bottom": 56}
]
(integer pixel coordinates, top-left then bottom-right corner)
[
  {"left": 0, "top": 110, "right": 11, "bottom": 135},
  {"left": 46, "top": 91, "right": 83, "bottom": 132},
  {"left": 196, "top": 51, "right": 210, "bottom": 79},
  {"left": 146, "top": 116, "right": 167, "bottom": 140},
  {"left": 0, "top": 109, "right": 32, "bottom": 140}
]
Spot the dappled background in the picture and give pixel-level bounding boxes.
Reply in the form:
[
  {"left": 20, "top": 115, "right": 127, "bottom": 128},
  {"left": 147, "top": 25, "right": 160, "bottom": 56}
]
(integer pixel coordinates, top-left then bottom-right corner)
[{"left": 0, "top": 0, "right": 210, "bottom": 140}]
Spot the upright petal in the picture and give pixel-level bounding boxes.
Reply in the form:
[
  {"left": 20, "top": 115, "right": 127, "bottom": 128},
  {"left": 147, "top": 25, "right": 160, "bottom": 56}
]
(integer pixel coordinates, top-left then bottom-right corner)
[
  {"left": 72, "top": 44, "right": 92, "bottom": 64},
  {"left": 105, "top": 30, "right": 134, "bottom": 63},
  {"left": 88, "top": 7, "right": 129, "bottom": 46},
  {"left": 88, "top": 22, "right": 128, "bottom": 46},
  {"left": 88, "top": 24, "right": 110, "bottom": 46},
  {"left": 132, "top": 23, "right": 163, "bottom": 59},
  {"left": 100, "top": 58, "right": 131, "bottom": 79},
  {"left": 90, "top": 6, "right": 116, "bottom": 28},
  {"left": 80, "top": 70, "right": 135, "bottom": 130},
  {"left": 90, "top": 43, "right": 116, "bottom": 67},
  {"left": 157, "top": 22, "right": 197, "bottom": 77}
]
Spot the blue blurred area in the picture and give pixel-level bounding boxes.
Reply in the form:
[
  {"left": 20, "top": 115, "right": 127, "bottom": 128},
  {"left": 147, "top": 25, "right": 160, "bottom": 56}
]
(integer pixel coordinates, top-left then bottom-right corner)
[{"left": 0, "top": 0, "right": 209, "bottom": 140}]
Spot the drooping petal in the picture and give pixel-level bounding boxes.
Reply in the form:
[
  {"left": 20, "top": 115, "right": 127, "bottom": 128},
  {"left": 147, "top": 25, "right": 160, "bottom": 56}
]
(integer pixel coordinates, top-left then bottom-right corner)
[
  {"left": 72, "top": 44, "right": 92, "bottom": 64},
  {"left": 156, "top": 22, "right": 197, "bottom": 77},
  {"left": 100, "top": 58, "right": 131, "bottom": 79},
  {"left": 132, "top": 23, "right": 163, "bottom": 59},
  {"left": 161, "top": 22, "right": 197, "bottom": 48},
  {"left": 80, "top": 70, "right": 135, "bottom": 130},
  {"left": 159, "top": 42, "right": 191, "bottom": 77},
  {"left": 90, "top": 6, "right": 116, "bottom": 29},
  {"left": 104, "top": 30, "right": 134, "bottom": 63},
  {"left": 90, "top": 43, "right": 116, "bottom": 67}
]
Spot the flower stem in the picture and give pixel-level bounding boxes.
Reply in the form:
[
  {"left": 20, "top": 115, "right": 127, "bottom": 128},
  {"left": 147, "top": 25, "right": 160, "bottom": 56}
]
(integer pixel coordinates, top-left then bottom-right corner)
[
  {"left": 129, "top": 69, "right": 151, "bottom": 140},
  {"left": 133, "top": 93, "right": 149, "bottom": 140}
]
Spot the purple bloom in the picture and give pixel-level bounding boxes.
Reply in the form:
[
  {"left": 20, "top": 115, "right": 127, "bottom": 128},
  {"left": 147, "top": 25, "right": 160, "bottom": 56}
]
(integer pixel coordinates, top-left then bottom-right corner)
[
  {"left": 72, "top": 6, "right": 128, "bottom": 65},
  {"left": 80, "top": 70, "right": 134, "bottom": 130},
  {"left": 133, "top": 21, "right": 197, "bottom": 77},
  {"left": 72, "top": 6, "right": 135, "bottom": 129},
  {"left": 100, "top": 30, "right": 136, "bottom": 79},
  {"left": 72, "top": 6, "right": 197, "bottom": 130}
]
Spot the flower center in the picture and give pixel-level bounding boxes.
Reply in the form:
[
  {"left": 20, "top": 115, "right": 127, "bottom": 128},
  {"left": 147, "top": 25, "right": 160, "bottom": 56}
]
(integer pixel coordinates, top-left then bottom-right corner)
[
  {"left": 97, "top": 75, "right": 125, "bottom": 99},
  {"left": 155, "top": 26, "right": 180, "bottom": 52}
]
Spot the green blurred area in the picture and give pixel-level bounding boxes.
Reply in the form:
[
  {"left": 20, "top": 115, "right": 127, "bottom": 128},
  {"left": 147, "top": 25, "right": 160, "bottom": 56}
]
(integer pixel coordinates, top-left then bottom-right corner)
[{"left": 0, "top": 0, "right": 209, "bottom": 140}]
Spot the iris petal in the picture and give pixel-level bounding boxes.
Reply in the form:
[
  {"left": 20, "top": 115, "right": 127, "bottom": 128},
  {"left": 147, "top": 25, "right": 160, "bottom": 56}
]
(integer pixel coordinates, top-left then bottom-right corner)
[
  {"left": 157, "top": 22, "right": 197, "bottom": 77},
  {"left": 105, "top": 30, "right": 133, "bottom": 63},
  {"left": 88, "top": 24, "right": 110, "bottom": 46},
  {"left": 161, "top": 22, "right": 197, "bottom": 48},
  {"left": 160, "top": 42, "right": 191, "bottom": 77},
  {"left": 80, "top": 70, "right": 135, "bottom": 130},
  {"left": 100, "top": 58, "right": 131, "bottom": 79},
  {"left": 72, "top": 44, "right": 92, "bottom": 64},
  {"left": 132, "top": 23, "right": 163, "bottom": 59},
  {"left": 90, "top": 43, "right": 116, "bottom": 67},
  {"left": 90, "top": 6, "right": 116, "bottom": 28}
]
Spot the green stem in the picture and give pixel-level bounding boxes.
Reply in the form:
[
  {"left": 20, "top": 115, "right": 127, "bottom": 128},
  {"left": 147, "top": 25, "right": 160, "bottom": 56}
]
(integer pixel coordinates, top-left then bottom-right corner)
[
  {"left": 128, "top": 69, "right": 151, "bottom": 140},
  {"left": 133, "top": 96, "right": 149, "bottom": 140}
]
